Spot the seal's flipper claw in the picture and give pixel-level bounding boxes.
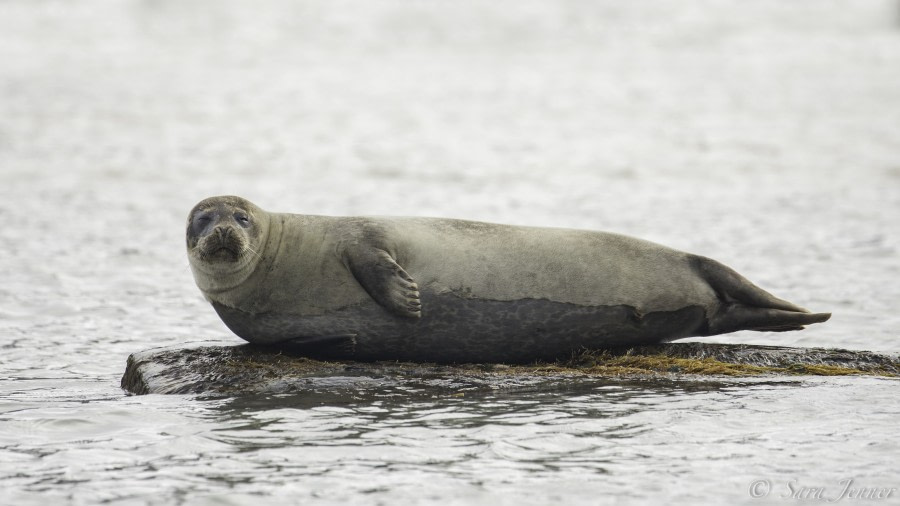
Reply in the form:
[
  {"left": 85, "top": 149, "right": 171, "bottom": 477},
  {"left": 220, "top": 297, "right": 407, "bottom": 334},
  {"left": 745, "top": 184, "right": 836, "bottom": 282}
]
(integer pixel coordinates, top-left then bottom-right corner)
[{"left": 344, "top": 248, "right": 423, "bottom": 319}]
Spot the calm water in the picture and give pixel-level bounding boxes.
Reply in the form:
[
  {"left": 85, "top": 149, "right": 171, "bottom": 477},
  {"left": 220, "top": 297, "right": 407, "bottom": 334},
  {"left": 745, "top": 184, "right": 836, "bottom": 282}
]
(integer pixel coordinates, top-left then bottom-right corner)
[{"left": 1, "top": 1, "right": 899, "bottom": 504}]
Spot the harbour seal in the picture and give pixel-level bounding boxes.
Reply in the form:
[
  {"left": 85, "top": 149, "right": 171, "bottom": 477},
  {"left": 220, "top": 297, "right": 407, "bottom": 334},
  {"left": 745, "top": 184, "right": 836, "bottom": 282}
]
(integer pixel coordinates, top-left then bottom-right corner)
[{"left": 186, "top": 195, "right": 831, "bottom": 363}]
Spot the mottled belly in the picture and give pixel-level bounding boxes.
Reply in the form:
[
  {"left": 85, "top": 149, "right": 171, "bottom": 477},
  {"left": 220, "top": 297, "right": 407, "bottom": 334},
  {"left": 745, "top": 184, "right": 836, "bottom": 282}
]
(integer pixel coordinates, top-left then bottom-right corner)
[{"left": 212, "top": 292, "right": 709, "bottom": 363}]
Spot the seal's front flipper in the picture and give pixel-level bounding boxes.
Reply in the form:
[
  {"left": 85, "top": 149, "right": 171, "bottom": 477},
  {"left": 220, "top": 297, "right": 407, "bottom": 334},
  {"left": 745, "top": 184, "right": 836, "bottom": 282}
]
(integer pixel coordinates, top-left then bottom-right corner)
[{"left": 343, "top": 247, "right": 422, "bottom": 318}]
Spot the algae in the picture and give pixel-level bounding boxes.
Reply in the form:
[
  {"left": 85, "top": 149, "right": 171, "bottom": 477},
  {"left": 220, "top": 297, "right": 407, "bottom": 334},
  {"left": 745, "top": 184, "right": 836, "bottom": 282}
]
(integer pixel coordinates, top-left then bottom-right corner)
[{"left": 559, "top": 351, "right": 888, "bottom": 378}]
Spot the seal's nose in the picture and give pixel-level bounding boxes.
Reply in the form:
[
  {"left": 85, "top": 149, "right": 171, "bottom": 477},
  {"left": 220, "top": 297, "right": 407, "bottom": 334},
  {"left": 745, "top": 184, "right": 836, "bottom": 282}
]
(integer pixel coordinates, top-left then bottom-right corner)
[{"left": 213, "top": 226, "right": 234, "bottom": 242}]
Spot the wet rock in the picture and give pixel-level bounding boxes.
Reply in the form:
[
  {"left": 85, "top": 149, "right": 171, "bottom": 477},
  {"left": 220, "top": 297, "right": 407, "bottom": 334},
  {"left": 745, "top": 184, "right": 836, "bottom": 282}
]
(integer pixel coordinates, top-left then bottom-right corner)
[{"left": 121, "top": 342, "right": 899, "bottom": 396}]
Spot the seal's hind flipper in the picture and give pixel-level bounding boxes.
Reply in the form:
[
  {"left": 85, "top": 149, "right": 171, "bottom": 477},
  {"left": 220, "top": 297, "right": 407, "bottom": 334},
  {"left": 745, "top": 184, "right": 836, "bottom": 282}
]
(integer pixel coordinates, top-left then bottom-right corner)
[
  {"left": 343, "top": 247, "right": 422, "bottom": 318},
  {"left": 692, "top": 255, "right": 810, "bottom": 312},
  {"left": 708, "top": 305, "right": 832, "bottom": 335},
  {"left": 692, "top": 255, "right": 831, "bottom": 334}
]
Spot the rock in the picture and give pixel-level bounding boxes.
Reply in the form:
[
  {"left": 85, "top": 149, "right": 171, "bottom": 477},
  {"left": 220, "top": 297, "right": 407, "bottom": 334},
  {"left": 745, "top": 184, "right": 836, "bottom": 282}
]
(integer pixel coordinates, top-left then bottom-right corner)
[{"left": 121, "top": 342, "right": 899, "bottom": 396}]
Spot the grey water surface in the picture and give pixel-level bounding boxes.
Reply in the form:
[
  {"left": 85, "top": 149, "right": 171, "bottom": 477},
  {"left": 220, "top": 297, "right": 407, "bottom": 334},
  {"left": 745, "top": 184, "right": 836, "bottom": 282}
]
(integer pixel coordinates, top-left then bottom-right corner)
[{"left": 1, "top": 1, "right": 899, "bottom": 504}]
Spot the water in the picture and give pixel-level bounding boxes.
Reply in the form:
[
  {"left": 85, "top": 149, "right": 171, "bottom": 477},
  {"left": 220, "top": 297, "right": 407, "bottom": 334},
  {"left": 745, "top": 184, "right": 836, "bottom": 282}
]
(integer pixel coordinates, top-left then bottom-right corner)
[{"left": 1, "top": 1, "right": 899, "bottom": 504}]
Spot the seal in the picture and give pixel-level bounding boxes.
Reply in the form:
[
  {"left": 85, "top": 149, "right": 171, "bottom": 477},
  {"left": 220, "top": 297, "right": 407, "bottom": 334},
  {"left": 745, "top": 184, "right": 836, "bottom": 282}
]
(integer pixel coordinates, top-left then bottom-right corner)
[{"left": 186, "top": 195, "right": 831, "bottom": 363}]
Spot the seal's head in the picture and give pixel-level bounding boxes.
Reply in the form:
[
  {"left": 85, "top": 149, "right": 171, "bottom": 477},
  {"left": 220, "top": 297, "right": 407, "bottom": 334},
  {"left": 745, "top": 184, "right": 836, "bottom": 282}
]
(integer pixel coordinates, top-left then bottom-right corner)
[{"left": 186, "top": 196, "right": 269, "bottom": 294}]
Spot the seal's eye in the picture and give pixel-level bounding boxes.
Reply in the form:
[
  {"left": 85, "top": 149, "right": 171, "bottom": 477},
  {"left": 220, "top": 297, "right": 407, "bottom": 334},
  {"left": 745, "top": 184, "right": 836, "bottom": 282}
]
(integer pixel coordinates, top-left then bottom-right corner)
[
  {"left": 194, "top": 214, "right": 212, "bottom": 228},
  {"left": 235, "top": 213, "right": 251, "bottom": 227}
]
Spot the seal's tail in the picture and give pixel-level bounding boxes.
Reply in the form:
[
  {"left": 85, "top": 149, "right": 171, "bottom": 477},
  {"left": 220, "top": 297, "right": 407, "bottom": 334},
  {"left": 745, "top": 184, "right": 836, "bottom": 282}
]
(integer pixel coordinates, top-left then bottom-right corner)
[{"left": 693, "top": 256, "right": 832, "bottom": 335}]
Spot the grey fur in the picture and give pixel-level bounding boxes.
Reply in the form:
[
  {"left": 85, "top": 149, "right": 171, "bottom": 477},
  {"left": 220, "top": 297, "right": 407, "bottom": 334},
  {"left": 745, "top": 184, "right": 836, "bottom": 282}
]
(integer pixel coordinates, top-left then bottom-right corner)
[{"left": 186, "top": 196, "right": 831, "bottom": 363}]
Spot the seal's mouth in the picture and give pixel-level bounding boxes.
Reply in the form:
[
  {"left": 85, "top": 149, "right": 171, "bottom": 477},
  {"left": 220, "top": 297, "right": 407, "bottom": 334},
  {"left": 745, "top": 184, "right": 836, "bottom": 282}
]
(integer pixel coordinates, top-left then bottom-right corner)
[
  {"left": 204, "top": 245, "right": 241, "bottom": 261},
  {"left": 196, "top": 228, "right": 245, "bottom": 263}
]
